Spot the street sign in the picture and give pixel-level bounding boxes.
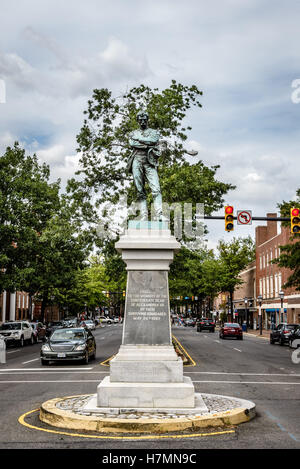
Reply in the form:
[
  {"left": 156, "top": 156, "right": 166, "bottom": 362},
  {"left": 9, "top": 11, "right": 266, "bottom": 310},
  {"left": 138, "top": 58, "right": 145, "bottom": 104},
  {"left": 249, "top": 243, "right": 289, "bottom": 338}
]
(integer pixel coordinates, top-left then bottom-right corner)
[{"left": 237, "top": 210, "right": 252, "bottom": 225}]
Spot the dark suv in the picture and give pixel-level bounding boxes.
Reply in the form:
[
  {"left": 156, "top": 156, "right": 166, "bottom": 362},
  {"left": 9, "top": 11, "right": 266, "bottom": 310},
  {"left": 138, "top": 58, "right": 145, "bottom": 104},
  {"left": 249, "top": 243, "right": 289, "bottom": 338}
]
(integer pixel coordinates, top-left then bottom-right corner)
[
  {"left": 197, "top": 318, "right": 215, "bottom": 333},
  {"left": 270, "top": 323, "right": 298, "bottom": 346}
]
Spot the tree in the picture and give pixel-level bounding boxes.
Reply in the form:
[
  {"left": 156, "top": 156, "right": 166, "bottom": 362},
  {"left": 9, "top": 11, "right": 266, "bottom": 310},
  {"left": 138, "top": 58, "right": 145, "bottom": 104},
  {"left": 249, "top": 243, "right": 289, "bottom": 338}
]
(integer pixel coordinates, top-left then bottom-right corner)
[
  {"left": 23, "top": 197, "right": 94, "bottom": 321},
  {"left": 69, "top": 81, "right": 235, "bottom": 229},
  {"left": 272, "top": 188, "right": 300, "bottom": 290},
  {"left": 0, "top": 143, "right": 60, "bottom": 294},
  {"left": 217, "top": 236, "right": 256, "bottom": 318}
]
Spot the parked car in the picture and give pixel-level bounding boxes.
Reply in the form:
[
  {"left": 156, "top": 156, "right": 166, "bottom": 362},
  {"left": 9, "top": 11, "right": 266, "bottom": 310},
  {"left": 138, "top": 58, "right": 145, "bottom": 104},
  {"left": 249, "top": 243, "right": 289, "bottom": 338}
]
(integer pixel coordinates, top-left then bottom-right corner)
[
  {"left": 98, "top": 316, "right": 113, "bottom": 325},
  {"left": 270, "top": 323, "right": 299, "bottom": 346},
  {"left": 184, "top": 318, "right": 196, "bottom": 327},
  {"left": 41, "top": 327, "right": 96, "bottom": 365},
  {"left": 289, "top": 325, "right": 300, "bottom": 348},
  {"left": 113, "top": 316, "right": 120, "bottom": 324},
  {"left": 45, "top": 321, "right": 65, "bottom": 337},
  {"left": 0, "top": 321, "right": 35, "bottom": 346},
  {"left": 197, "top": 318, "right": 215, "bottom": 333},
  {"left": 30, "top": 322, "right": 46, "bottom": 343},
  {"left": 80, "top": 319, "right": 96, "bottom": 331},
  {"left": 219, "top": 323, "right": 243, "bottom": 340}
]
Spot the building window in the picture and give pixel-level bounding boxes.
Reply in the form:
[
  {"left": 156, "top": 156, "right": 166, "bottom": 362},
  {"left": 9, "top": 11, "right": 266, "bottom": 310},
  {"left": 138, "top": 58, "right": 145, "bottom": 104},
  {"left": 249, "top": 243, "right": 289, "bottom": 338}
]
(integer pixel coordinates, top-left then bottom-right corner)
[
  {"left": 259, "top": 256, "right": 262, "bottom": 270},
  {"left": 259, "top": 279, "right": 262, "bottom": 296},
  {"left": 263, "top": 278, "right": 266, "bottom": 298},
  {"left": 270, "top": 276, "right": 273, "bottom": 297},
  {"left": 278, "top": 273, "right": 282, "bottom": 292},
  {"left": 270, "top": 250, "right": 272, "bottom": 263},
  {"left": 266, "top": 253, "right": 269, "bottom": 267},
  {"left": 266, "top": 277, "right": 269, "bottom": 298},
  {"left": 263, "top": 254, "right": 265, "bottom": 269}
]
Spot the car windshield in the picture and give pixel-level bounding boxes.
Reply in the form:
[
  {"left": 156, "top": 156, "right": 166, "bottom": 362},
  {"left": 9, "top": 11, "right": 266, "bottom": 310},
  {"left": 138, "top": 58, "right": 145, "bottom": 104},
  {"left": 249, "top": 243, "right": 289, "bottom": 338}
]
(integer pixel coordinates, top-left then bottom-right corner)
[
  {"left": 225, "top": 323, "right": 240, "bottom": 328},
  {"left": 48, "top": 322, "right": 63, "bottom": 327},
  {"left": 0, "top": 323, "right": 21, "bottom": 330},
  {"left": 286, "top": 325, "right": 298, "bottom": 330},
  {"left": 51, "top": 329, "right": 85, "bottom": 341}
]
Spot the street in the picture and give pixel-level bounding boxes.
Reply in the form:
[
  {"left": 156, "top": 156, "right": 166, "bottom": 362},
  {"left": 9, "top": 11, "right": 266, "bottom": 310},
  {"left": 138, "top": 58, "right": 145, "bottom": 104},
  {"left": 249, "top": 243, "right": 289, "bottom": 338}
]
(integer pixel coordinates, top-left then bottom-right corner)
[{"left": 0, "top": 324, "right": 299, "bottom": 449}]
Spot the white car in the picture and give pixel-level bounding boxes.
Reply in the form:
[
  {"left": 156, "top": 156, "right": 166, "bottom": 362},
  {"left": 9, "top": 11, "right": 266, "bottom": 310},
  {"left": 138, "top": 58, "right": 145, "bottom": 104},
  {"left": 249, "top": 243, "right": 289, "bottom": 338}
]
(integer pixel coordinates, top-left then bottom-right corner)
[
  {"left": 80, "top": 320, "right": 96, "bottom": 331},
  {"left": 0, "top": 321, "right": 35, "bottom": 346},
  {"left": 98, "top": 316, "right": 113, "bottom": 325}
]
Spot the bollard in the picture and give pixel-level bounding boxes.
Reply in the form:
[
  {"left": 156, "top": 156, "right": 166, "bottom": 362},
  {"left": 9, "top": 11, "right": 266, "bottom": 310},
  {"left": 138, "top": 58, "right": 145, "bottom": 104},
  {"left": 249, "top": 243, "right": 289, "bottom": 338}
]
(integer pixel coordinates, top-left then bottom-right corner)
[{"left": 0, "top": 337, "right": 6, "bottom": 364}]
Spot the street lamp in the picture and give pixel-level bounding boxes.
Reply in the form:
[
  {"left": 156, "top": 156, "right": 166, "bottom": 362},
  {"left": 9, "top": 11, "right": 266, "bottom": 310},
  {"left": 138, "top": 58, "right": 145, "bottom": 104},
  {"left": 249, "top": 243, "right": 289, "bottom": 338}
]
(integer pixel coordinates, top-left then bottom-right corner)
[
  {"left": 279, "top": 291, "right": 284, "bottom": 323},
  {"left": 244, "top": 297, "right": 248, "bottom": 331},
  {"left": 257, "top": 295, "right": 263, "bottom": 335}
]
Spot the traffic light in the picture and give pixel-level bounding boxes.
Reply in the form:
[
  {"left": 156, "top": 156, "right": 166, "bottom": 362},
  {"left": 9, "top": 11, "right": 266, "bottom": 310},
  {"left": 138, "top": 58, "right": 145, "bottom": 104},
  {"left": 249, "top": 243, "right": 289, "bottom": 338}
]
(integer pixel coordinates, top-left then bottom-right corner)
[
  {"left": 225, "top": 205, "right": 234, "bottom": 231},
  {"left": 290, "top": 207, "right": 300, "bottom": 234},
  {"left": 122, "top": 290, "right": 126, "bottom": 297}
]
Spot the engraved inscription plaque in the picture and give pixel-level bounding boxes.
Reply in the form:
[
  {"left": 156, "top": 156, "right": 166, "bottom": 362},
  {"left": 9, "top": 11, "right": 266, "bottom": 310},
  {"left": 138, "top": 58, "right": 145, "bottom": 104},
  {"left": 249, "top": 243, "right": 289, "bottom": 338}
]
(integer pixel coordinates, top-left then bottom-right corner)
[{"left": 122, "top": 270, "right": 171, "bottom": 345}]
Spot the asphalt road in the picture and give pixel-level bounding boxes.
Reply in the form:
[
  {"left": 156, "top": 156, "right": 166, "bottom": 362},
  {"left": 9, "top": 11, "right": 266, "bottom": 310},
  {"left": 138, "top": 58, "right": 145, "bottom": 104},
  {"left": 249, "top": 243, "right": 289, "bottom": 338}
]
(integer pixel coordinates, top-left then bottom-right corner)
[{"left": 0, "top": 323, "right": 299, "bottom": 450}]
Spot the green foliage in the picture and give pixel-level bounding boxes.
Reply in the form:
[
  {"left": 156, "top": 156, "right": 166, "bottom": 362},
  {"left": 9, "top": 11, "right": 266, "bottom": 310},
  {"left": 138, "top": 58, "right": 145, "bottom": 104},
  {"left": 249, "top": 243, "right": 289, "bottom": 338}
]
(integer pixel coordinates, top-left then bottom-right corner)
[
  {"left": 71, "top": 81, "right": 235, "bottom": 217},
  {"left": 0, "top": 143, "right": 60, "bottom": 293},
  {"left": 217, "top": 236, "right": 256, "bottom": 294}
]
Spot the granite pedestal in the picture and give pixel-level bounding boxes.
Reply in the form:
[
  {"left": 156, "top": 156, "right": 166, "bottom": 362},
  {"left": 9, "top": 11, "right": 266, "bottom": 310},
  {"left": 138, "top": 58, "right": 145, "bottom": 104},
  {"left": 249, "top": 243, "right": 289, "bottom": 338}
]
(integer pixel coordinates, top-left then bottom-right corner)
[{"left": 96, "top": 222, "right": 203, "bottom": 412}]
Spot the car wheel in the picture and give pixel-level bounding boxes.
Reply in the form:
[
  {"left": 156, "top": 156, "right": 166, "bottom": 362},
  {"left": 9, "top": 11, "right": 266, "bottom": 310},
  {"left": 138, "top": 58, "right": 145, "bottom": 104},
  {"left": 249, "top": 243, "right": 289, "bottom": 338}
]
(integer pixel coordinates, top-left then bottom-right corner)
[
  {"left": 83, "top": 352, "right": 89, "bottom": 365},
  {"left": 270, "top": 337, "right": 275, "bottom": 344},
  {"left": 19, "top": 336, "right": 24, "bottom": 347},
  {"left": 41, "top": 359, "right": 47, "bottom": 366},
  {"left": 279, "top": 338, "right": 285, "bottom": 346},
  {"left": 30, "top": 334, "right": 34, "bottom": 345}
]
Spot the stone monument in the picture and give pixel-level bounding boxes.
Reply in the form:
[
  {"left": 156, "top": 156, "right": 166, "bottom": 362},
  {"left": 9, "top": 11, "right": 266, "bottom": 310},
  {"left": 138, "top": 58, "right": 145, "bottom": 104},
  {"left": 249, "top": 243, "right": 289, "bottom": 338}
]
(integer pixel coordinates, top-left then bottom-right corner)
[{"left": 84, "top": 110, "right": 206, "bottom": 414}]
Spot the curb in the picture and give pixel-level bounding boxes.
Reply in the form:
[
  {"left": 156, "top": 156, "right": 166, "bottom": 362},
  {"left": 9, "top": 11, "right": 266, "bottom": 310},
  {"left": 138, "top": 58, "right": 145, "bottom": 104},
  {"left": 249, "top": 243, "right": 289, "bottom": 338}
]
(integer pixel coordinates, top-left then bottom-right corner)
[
  {"left": 39, "top": 394, "right": 255, "bottom": 434},
  {"left": 244, "top": 332, "right": 269, "bottom": 340}
]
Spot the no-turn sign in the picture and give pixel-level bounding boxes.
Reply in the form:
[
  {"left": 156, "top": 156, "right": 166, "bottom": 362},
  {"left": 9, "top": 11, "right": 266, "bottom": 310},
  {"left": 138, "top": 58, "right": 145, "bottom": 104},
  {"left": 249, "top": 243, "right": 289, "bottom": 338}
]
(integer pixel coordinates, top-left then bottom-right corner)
[{"left": 237, "top": 210, "right": 252, "bottom": 225}]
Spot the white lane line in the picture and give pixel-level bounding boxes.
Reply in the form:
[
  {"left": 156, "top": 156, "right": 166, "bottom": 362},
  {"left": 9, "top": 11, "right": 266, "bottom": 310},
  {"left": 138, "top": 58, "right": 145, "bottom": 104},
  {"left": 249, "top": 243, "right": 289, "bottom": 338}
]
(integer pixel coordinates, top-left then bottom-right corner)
[
  {"left": 22, "top": 358, "right": 40, "bottom": 364},
  {"left": 193, "top": 381, "right": 300, "bottom": 385},
  {"left": 0, "top": 380, "right": 100, "bottom": 383},
  {"left": 0, "top": 367, "right": 94, "bottom": 371},
  {"left": 7, "top": 350, "right": 21, "bottom": 354},
  {"left": 233, "top": 348, "right": 242, "bottom": 352},
  {"left": 0, "top": 380, "right": 299, "bottom": 385},
  {"left": 184, "top": 372, "right": 300, "bottom": 376},
  {"left": 214, "top": 340, "right": 220, "bottom": 343},
  {"left": 0, "top": 371, "right": 109, "bottom": 375}
]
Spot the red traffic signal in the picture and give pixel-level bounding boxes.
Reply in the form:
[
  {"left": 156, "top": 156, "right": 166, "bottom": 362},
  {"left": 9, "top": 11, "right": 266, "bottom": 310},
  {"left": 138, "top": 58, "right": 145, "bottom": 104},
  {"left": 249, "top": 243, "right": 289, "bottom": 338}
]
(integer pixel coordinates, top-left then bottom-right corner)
[
  {"left": 225, "top": 206, "right": 234, "bottom": 231},
  {"left": 291, "top": 207, "right": 300, "bottom": 234}
]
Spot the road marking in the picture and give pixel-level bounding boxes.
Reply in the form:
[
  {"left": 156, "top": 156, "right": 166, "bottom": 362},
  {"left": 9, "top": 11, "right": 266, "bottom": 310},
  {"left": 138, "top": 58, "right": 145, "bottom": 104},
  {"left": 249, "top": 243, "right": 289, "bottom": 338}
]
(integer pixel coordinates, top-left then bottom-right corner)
[
  {"left": 0, "top": 371, "right": 109, "bottom": 375},
  {"left": 22, "top": 358, "right": 40, "bottom": 364},
  {"left": 0, "top": 378, "right": 299, "bottom": 384},
  {"left": 0, "top": 380, "right": 100, "bottom": 383},
  {"left": 18, "top": 408, "right": 236, "bottom": 440},
  {"left": 0, "top": 367, "right": 94, "bottom": 371},
  {"left": 7, "top": 350, "right": 21, "bottom": 354},
  {"left": 193, "top": 381, "right": 300, "bottom": 385},
  {"left": 233, "top": 348, "right": 242, "bottom": 352},
  {"left": 214, "top": 340, "right": 220, "bottom": 343},
  {"left": 184, "top": 372, "right": 300, "bottom": 376}
]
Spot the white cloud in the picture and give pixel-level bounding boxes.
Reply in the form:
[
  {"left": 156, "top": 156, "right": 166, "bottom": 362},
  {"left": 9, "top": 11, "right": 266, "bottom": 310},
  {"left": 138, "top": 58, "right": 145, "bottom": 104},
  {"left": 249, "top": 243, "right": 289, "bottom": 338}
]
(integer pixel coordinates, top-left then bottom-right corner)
[{"left": 0, "top": 0, "right": 299, "bottom": 251}]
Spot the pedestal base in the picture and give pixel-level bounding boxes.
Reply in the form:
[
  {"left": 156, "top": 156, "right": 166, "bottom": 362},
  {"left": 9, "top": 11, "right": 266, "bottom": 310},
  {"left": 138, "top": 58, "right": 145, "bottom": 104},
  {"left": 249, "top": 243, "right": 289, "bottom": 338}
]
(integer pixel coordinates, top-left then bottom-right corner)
[
  {"left": 97, "top": 376, "right": 195, "bottom": 409},
  {"left": 110, "top": 345, "right": 183, "bottom": 383}
]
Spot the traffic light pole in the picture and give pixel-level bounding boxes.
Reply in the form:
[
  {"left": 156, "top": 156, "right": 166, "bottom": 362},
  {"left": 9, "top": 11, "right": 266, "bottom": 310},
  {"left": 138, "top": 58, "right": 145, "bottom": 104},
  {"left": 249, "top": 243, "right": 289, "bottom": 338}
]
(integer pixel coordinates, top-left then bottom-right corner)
[{"left": 200, "top": 216, "right": 291, "bottom": 221}]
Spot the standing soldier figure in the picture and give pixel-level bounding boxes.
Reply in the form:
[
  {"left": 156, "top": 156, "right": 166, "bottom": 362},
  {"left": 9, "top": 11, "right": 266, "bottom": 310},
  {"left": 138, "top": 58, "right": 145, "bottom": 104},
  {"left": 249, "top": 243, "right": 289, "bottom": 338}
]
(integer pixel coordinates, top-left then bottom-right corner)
[{"left": 127, "top": 110, "right": 163, "bottom": 221}]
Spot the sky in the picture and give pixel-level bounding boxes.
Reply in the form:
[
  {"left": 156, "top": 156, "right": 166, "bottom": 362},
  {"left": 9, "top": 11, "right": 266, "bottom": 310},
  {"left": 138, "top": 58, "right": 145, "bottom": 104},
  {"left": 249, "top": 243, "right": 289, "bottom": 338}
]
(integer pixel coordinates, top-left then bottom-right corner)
[{"left": 0, "top": 0, "right": 300, "bottom": 250}]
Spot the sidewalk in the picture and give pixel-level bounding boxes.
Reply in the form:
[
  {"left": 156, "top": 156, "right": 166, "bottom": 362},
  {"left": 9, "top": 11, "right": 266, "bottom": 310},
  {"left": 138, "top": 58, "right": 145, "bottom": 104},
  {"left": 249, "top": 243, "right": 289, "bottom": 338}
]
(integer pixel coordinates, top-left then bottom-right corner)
[{"left": 244, "top": 329, "right": 270, "bottom": 339}]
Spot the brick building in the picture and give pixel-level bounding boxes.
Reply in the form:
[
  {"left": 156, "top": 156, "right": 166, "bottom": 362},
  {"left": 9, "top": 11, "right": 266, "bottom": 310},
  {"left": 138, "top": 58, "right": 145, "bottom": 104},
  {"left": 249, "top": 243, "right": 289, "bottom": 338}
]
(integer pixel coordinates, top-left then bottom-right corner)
[
  {"left": 255, "top": 213, "right": 300, "bottom": 329},
  {"left": 0, "top": 291, "right": 31, "bottom": 323},
  {"left": 233, "top": 260, "right": 257, "bottom": 328}
]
